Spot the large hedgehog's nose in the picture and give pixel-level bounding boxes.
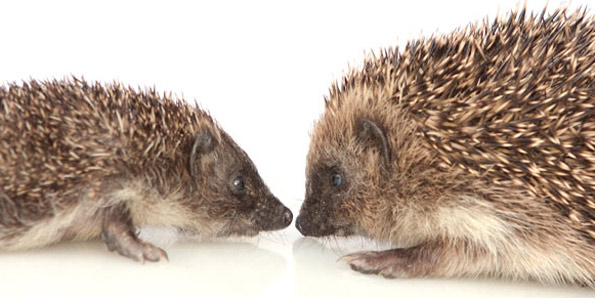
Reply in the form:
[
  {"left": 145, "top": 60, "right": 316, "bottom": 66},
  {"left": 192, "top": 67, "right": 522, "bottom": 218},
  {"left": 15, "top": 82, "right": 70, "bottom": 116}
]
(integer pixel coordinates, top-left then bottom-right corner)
[
  {"left": 295, "top": 211, "right": 336, "bottom": 237},
  {"left": 295, "top": 215, "right": 306, "bottom": 235}
]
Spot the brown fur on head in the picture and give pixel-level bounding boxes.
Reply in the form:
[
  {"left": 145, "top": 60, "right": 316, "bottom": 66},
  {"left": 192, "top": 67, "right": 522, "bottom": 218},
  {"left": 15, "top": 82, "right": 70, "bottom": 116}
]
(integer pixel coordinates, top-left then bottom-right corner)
[
  {"left": 297, "top": 6, "right": 595, "bottom": 286},
  {"left": 296, "top": 82, "right": 436, "bottom": 243},
  {"left": 131, "top": 122, "right": 292, "bottom": 238}
]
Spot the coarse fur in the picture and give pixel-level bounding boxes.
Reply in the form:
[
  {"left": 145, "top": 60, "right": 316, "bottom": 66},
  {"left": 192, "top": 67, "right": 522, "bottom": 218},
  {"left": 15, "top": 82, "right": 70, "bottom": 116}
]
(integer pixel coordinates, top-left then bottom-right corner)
[
  {"left": 0, "top": 78, "right": 292, "bottom": 261},
  {"left": 297, "top": 6, "right": 595, "bottom": 287}
]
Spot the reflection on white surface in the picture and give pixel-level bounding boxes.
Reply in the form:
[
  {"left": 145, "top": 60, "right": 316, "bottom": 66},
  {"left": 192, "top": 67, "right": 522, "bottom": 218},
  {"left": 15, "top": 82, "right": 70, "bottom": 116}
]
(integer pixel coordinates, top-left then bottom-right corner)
[
  {"left": 0, "top": 228, "right": 591, "bottom": 298},
  {"left": 0, "top": 239, "right": 286, "bottom": 298}
]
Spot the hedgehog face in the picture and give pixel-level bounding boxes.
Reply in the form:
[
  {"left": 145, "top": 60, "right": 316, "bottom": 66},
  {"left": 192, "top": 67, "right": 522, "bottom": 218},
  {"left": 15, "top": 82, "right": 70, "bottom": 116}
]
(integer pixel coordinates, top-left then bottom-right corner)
[
  {"left": 297, "top": 117, "right": 391, "bottom": 238},
  {"left": 187, "top": 130, "right": 292, "bottom": 237},
  {"left": 296, "top": 161, "right": 358, "bottom": 237}
]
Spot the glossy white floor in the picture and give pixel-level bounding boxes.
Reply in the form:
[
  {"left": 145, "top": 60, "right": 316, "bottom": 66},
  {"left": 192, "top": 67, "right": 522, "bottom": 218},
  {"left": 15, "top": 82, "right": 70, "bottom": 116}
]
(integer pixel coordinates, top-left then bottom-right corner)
[
  {"left": 1, "top": 0, "right": 594, "bottom": 297},
  {"left": 0, "top": 224, "right": 593, "bottom": 298}
]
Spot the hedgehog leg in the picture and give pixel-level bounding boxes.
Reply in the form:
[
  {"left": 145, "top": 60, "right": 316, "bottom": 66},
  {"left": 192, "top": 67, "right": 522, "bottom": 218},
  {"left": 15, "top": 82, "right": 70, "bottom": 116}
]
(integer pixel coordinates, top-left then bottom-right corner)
[
  {"left": 100, "top": 203, "right": 168, "bottom": 263},
  {"left": 339, "top": 244, "right": 440, "bottom": 279}
]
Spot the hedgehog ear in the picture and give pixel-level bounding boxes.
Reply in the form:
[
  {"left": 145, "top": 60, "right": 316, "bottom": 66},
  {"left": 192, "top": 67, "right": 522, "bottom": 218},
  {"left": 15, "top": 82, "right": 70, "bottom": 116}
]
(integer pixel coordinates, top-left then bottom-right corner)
[
  {"left": 356, "top": 118, "right": 391, "bottom": 171},
  {"left": 189, "top": 131, "right": 217, "bottom": 177}
]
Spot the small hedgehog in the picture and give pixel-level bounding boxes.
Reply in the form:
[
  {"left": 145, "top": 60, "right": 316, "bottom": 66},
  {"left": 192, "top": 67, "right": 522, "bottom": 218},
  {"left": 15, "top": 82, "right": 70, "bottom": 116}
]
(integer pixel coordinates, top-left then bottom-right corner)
[
  {"left": 0, "top": 78, "right": 292, "bottom": 262},
  {"left": 296, "top": 7, "right": 595, "bottom": 286}
]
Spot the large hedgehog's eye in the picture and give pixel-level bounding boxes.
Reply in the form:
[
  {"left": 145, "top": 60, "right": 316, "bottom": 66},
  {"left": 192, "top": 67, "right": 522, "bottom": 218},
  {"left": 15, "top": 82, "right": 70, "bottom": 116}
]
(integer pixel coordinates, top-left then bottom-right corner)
[
  {"left": 232, "top": 176, "right": 245, "bottom": 191},
  {"left": 330, "top": 173, "right": 342, "bottom": 187}
]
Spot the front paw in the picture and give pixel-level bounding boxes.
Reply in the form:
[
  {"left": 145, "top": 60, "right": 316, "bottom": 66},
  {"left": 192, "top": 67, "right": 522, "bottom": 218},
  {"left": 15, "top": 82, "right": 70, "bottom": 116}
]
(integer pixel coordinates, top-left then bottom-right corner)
[
  {"left": 339, "top": 249, "right": 418, "bottom": 278},
  {"left": 105, "top": 236, "right": 169, "bottom": 263},
  {"left": 102, "top": 223, "right": 168, "bottom": 263}
]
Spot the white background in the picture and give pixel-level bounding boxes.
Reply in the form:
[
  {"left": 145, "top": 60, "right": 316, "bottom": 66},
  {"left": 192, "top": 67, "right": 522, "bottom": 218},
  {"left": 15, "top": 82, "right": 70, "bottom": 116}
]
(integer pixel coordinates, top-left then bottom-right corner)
[{"left": 0, "top": 0, "right": 593, "bottom": 297}]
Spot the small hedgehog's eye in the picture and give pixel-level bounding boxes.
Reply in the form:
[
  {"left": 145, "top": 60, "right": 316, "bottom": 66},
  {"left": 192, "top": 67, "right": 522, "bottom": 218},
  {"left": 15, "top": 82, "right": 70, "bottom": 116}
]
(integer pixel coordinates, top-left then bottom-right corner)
[
  {"left": 330, "top": 173, "right": 342, "bottom": 187},
  {"left": 232, "top": 176, "right": 245, "bottom": 192}
]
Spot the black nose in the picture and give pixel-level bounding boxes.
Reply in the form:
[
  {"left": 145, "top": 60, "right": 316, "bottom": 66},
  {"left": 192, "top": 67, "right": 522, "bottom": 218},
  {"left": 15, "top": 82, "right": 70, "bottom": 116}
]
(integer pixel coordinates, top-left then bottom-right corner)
[
  {"left": 295, "top": 215, "right": 305, "bottom": 235},
  {"left": 282, "top": 207, "right": 293, "bottom": 227}
]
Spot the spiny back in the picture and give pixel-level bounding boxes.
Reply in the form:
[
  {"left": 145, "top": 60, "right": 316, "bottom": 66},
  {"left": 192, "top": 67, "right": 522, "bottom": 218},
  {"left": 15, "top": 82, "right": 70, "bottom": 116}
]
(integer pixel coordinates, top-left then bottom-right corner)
[
  {"left": 0, "top": 78, "right": 213, "bottom": 210},
  {"left": 326, "top": 8, "right": 595, "bottom": 236}
]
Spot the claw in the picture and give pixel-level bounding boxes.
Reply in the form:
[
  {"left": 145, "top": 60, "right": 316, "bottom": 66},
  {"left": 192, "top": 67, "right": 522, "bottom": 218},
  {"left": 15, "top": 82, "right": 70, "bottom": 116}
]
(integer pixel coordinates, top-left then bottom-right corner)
[
  {"left": 338, "top": 251, "right": 380, "bottom": 265},
  {"left": 102, "top": 220, "right": 168, "bottom": 263},
  {"left": 160, "top": 249, "right": 169, "bottom": 262},
  {"left": 337, "top": 254, "right": 357, "bottom": 263}
]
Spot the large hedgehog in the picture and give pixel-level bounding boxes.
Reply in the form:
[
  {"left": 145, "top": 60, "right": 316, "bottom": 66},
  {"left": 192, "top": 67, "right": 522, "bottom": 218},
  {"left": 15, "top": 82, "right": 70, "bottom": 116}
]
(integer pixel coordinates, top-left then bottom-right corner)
[
  {"left": 0, "top": 78, "right": 292, "bottom": 262},
  {"left": 296, "top": 7, "right": 595, "bottom": 286}
]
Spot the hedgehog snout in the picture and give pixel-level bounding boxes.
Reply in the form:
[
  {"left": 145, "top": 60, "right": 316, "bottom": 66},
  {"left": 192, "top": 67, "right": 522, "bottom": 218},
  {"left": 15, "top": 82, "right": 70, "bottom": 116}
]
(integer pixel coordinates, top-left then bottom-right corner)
[
  {"left": 253, "top": 197, "right": 293, "bottom": 231},
  {"left": 295, "top": 209, "right": 336, "bottom": 237}
]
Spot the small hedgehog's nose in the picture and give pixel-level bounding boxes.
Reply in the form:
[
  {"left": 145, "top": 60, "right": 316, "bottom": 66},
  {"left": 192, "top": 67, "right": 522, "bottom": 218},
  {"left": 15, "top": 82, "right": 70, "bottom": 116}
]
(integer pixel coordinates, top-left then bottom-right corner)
[{"left": 282, "top": 207, "right": 293, "bottom": 227}]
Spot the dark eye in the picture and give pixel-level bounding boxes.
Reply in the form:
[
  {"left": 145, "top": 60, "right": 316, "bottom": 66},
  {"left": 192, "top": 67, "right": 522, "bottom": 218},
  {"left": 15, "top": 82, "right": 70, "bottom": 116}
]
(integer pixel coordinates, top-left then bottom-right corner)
[
  {"left": 232, "top": 176, "right": 245, "bottom": 191},
  {"left": 330, "top": 173, "right": 342, "bottom": 187}
]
